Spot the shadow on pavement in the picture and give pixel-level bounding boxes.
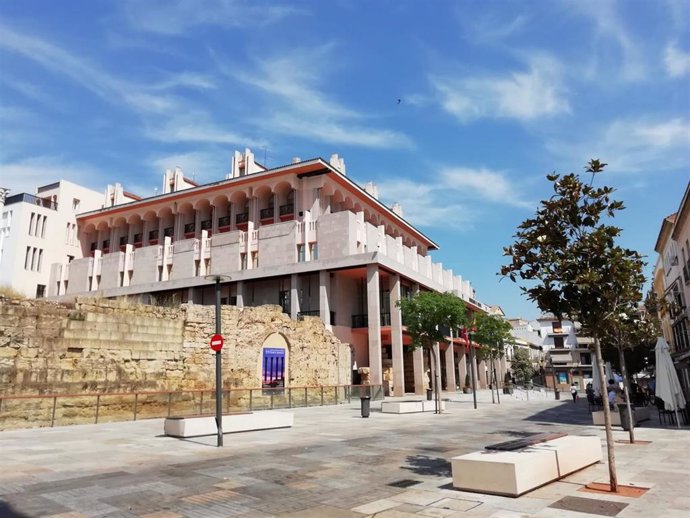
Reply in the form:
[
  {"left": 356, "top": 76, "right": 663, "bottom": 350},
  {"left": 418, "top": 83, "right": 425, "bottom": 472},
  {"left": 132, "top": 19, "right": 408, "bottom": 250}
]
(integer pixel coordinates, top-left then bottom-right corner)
[
  {"left": 401, "top": 455, "right": 451, "bottom": 477},
  {"left": 0, "top": 502, "right": 30, "bottom": 518},
  {"left": 523, "top": 399, "right": 683, "bottom": 430}
]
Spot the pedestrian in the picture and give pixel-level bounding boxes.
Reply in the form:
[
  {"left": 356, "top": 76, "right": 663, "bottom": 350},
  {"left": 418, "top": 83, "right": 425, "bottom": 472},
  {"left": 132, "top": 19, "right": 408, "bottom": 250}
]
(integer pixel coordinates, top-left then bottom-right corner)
[{"left": 570, "top": 382, "right": 578, "bottom": 403}]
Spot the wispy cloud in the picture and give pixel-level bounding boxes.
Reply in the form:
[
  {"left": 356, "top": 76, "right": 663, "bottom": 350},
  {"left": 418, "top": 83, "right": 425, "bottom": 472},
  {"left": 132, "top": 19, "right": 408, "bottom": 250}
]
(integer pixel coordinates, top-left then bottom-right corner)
[
  {"left": 664, "top": 42, "right": 690, "bottom": 77},
  {"left": 545, "top": 117, "right": 690, "bottom": 174},
  {"left": 0, "top": 156, "right": 108, "bottom": 195},
  {"left": 227, "top": 46, "right": 412, "bottom": 149},
  {"left": 430, "top": 55, "right": 570, "bottom": 122},
  {"left": 373, "top": 167, "right": 532, "bottom": 230},
  {"left": 122, "top": 0, "right": 299, "bottom": 35},
  {"left": 0, "top": 23, "right": 249, "bottom": 148},
  {"left": 572, "top": 0, "right": 646, "bottom": 81}
]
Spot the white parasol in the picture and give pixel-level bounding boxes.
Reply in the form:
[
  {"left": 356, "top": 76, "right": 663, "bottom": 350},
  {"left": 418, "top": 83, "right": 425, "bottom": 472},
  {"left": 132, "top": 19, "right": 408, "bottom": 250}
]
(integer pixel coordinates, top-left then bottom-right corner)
[{"left": 654, "top": 337, "right": 687, "bottom": 428}]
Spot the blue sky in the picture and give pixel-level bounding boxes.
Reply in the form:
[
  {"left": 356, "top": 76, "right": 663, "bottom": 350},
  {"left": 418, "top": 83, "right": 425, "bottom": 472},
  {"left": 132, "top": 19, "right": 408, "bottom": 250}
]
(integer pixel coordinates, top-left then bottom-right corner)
[{"left": 1, "top": 0, "right": 689, "bottom": 318}]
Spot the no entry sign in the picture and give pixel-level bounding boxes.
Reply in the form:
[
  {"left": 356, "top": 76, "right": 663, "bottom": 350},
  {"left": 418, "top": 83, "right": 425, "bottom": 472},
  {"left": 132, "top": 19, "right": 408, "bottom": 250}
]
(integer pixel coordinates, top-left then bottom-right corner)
[{"left": 210, "top": 333, "right": 224, "bottom": 352}]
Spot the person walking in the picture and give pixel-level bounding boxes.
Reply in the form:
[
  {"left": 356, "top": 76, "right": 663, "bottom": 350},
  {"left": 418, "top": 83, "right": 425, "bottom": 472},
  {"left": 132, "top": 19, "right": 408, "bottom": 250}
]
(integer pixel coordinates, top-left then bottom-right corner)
[{"left": 570, "top": 382, "right": 579, "bottom": 403}]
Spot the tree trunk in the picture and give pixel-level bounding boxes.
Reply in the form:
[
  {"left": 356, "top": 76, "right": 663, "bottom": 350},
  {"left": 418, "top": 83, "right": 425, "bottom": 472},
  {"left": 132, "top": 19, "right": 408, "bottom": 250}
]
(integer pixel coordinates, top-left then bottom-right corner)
[
  {"left": 493, "top": 357, "right": 501, "bottom": 404},
  {"left": 618, "top": 345, "right": 635, "bottom": 444},
  {"left": 594, "top": 336, "right": 617, "bottom": 492}
]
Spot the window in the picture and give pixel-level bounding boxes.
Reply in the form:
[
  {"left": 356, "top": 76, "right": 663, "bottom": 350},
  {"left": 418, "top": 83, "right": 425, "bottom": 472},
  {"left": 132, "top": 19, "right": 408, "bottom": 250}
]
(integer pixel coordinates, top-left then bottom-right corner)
[
  {"left": 309, "top": 243, "right": 318, "bottom": 260},
  {"left": 72, "top": 198, "right": 80, "bottom": 211},
  {"left": 554, "top": 336, "right": 565, "bottom": 349},
  {"left": 29, "top": 213, "right": 36, "bottom": 236},
  {"left": 194, "top": 259, "right": 200, "bottom": 276},
  {"left": 24, "top": 246, "right": 31, "bottom": 269},
  {"left": 31, "top": 248, "right": 37, "bottom": 271},
  {"left": 65, "top": 222, "right": 70, "bottom": 244},
  {"left": 251, "top": 252, "right": 258, "bottom": 268},
  {"left": 240, "top": 253, "right": 247, "bottom": 270},
  {"left": 297, "top": 244, "right": 305, "bottom": 262},
  {"left": 37, "top": 249, "right": 43, "bottom": 272},
  {"left": 40, "top": 216, "right": 46, "bottom": 238},
  {"left": 35, "top": 284, "right": 46, "bottom": 298}
]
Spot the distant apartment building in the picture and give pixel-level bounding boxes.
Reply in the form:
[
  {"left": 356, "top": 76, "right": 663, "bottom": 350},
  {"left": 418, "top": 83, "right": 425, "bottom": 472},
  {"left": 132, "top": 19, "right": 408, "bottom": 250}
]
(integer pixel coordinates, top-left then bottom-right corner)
[
  {"left": 48, "top": 149, "right": 490, "bottom": 396},
  {"left": 506, "top": 318, "right": 544, "bottom": 373},
  {"left": 653, "top": 182, "right": 690, "bottom": 398},
  {"left": 0, "top": 181, "right": 102, "bottom": 298}
]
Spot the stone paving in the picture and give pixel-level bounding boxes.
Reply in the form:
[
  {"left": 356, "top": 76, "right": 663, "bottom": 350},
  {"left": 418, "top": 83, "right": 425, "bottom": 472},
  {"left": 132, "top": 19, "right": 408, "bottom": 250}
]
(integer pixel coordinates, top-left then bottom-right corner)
[{"left": 1, "top": 390, "right": 689, "bottom": 517}]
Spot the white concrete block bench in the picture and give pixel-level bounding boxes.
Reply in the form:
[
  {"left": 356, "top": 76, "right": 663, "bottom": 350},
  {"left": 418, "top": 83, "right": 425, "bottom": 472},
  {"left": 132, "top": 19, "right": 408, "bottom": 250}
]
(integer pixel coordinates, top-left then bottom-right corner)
[
  {"left": 381, "top": 400, "right": 445, "bottom": 414},
  {"left": 164, "top": 411, "right": 293, "bottom": 438},
  {"left": 592, "top": 406, "right": 651, "bottom": 426},
  {"left": 451, "top": 434, "right": 601, "bottom": 497}
]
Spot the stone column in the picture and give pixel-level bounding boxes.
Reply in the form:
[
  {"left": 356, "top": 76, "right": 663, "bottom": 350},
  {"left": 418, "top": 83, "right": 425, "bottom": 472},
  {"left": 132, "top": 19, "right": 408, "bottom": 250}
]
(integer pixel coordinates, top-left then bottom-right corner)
[
  {"left": 142, "top": 220, "right": 149, "bottom": 246},
  {"left": 236, "top": 281, "right": 246, "bottom": 308},
  {"left": 290, "top": 273, "right": 300, "bottom": 320},
  {"left": 319, "top": 270, "right": 331, "bottom": 329},
  {"left": 211, "top": 205, "right": 218, "bottom": 235},
  {"left": 445, "top": 340, "right": 456, "bottom": 392},
  {"left": 458, "top": 346, "right": 467, "bottom": 390},
  {"left": 158, "top": 217, "right": 165, "bottom": 244},
  {"left": 173, "top": 212, "right": 182, "bottom": 242},
  {"left": 389, "top": 274, "right": 404, "bottom": 396},
  {"left": 413, "top": 348, "right": 425, "bottom": 394},
  {"left": 194, "top": 209, "right": 201, "bottom": 238},
  {"left": 230, "top": 201, "right": 237, "bottom": 231},
  {"left": 366, "top": 264, "right": 382, "bottom": 385}
]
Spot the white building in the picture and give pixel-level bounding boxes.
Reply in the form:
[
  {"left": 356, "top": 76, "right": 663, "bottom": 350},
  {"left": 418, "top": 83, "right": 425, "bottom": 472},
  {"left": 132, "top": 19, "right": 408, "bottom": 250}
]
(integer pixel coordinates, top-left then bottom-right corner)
[
  {"left": 0, "top": 181, "right": 102, "bottom": 298},
  {"left": 48, "top": 149, "right": 491, "bottom": 395}
]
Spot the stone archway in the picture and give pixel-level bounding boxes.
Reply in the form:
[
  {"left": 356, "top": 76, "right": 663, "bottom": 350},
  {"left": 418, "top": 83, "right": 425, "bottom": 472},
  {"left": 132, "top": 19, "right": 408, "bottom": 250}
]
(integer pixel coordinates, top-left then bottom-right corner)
[{"left": 258, "top": 333, "right": 290, "bottom": 388}]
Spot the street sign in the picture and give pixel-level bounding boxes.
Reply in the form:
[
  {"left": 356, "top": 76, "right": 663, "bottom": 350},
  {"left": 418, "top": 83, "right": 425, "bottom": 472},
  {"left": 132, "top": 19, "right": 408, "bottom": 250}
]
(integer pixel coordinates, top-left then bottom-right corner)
[{"left": 210, "top": 333, "right": 224, "bottom": 352}]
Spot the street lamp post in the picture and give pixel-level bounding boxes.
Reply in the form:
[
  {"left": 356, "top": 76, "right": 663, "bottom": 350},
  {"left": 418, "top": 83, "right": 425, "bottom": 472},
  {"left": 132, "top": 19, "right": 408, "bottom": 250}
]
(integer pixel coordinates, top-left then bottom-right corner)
[{"left": 205, "top": 274, "right": 231, "bottom": 447}]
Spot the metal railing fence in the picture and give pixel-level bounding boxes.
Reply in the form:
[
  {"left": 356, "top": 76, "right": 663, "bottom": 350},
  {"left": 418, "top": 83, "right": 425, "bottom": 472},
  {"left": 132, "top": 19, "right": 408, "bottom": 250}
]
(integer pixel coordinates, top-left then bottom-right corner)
[{"left": 0, "top": 384, "right": 383, "bottom": 430}]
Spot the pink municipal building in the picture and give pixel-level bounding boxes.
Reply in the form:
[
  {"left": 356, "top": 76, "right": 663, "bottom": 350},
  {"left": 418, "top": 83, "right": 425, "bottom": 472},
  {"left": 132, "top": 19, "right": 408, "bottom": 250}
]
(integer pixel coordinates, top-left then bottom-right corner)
[{"left": 49, "top": 149, "right": 492, "bottom": 396}]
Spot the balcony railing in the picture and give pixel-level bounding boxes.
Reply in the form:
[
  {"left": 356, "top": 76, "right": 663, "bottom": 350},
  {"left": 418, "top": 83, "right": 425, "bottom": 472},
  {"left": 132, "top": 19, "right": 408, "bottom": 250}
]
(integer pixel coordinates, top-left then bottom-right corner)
[
  {"left": 200, "top": 219, "right": 212, "bottom": 231},
  {"left": 236, "top": 212, "right": 249, "bottom": 224},
  {"left": 260, "top": 207, "right": 274, "bottom": 220},
  {"left": 279, "top": 203, "right": 294, "bottom": 216},
  {"left": 183, "top": 222, "right": 195, "bottom": 234},
  {"left": 4, "top": 193, "right": 58, "bottom": 210},
  {"left": 351, "top": 313, "right": 391, "bottom": 328},
  {"left": 218, "top": 216, "right": 230, "bottom": 228}
]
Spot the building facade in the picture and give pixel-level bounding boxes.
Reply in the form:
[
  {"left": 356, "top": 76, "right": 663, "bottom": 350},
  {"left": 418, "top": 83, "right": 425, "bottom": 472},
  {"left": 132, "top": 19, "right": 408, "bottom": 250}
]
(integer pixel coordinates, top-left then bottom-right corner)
[
  {"left": 0, "top": 181, "right": 102, "bottom": 298},
  {"left": 653, "top": 182, "right": 690, "bottom": 398},
  {"left": 49, "top": 150, "right": 490, "bottom": 396}
]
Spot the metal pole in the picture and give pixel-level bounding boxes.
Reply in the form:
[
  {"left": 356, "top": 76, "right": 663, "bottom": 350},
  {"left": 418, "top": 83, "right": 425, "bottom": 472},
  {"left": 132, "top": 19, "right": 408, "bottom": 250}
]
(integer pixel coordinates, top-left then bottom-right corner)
[
  {"left": 469, "top": 332, "right": 477, "bottom": 409},
  {"left": 551, "top": 358, "right": 558, "bottom": 400},
  {"left": 215, "top": 278, "right": 223, "bottom": 447}
]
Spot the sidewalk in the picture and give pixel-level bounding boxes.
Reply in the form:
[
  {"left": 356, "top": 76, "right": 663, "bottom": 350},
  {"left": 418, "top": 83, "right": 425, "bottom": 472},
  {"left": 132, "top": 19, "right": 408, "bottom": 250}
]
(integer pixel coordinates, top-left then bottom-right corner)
[{"left": 1, "top": 390, "right": 688, "bottom": 517}]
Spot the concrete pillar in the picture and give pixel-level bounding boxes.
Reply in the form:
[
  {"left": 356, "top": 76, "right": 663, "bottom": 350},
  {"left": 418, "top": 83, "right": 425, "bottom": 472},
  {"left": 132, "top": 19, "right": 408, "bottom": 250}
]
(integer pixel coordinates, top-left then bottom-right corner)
[
  {"left": 194, "top": 209, "right": 201, "bottom": 238},
  {"left": 236, "top": 281, "right": 245, "bottom": 308},
  {"left": 366, "top": 264, "right": 382, "bottom": 385},
  {"left": 290, "top": 273, "right": 300, "bottom": 320},
  {"left": 142, "top": 220, "right": 149, "bottom": 246},
  {"left": 389, "top": 274, "right": 404, "bottom": 396},
  {"left": 479, "top": 359, "right": 488, "bottom": 388},
  {"left": 230, "top": 201, "right": 237, "bottom": 231},
  {"left": 173, "top": 212, "right": 181, "bottom": 242},
  {"left": 413, "top": 348, "right": 425, "bottom": 394},
  {"left": 319, "top": 270, "right": 331, "bottom": 329},
  {"left": 158, "top": 217, "right": 165, "bottom": 244},
  {"left": 445, "top": 341, "right": 456, "bottom": 392},
  {"left": 211, "top": 205, "right": 218, "bottom": 235},
  {"left": 458, "top": 347, "right": 467, "bottom": 389}
]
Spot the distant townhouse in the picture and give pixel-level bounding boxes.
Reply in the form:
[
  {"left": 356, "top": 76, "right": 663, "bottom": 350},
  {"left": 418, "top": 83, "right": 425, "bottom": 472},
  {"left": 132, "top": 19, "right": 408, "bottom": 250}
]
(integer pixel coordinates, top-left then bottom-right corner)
[
  {"left": 653, "top": 182, "right": 690, "bottom": 398},
  {"left": 48, "top": 149, "right": 490, "bottom": 396},
  {"left": 0, "top": 181, "right": 102, "bottom": 298}
]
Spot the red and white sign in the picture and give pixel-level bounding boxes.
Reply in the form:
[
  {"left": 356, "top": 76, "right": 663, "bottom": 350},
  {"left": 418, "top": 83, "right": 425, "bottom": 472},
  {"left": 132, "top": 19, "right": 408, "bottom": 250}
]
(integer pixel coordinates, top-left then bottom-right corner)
[{"left": 210, "top": 333, "right": 224, "bottom": 352}]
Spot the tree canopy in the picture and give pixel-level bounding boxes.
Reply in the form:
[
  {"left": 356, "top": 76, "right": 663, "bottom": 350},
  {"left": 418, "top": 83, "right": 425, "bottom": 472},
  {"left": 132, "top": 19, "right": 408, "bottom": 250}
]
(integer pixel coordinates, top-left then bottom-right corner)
[
  {"left": 510, "top": 348, "right": 535, "bottom": 384},
  {"left": 396, "top": 291, "right": 468, "bottom": 350},
  {"left": 473, "top": 313, "right": 513, "bottom": 362}
]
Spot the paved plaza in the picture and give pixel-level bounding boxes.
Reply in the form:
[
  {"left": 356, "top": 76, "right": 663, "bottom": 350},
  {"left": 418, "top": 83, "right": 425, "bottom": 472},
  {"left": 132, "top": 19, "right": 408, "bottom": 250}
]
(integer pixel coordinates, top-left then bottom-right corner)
[{"left": 1, "top": 390, "right": 689, "bottom": 518}]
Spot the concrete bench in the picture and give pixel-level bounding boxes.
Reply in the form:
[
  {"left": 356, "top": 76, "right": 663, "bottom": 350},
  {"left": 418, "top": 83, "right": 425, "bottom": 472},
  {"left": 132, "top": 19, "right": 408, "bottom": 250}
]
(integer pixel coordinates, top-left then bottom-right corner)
[
  {"left": 451, "top": 435, "right": 601, "bottom": 497},
  {"left": 380, "top": 400, "right": 445, "bottom": 414},
  {"left": 164, "top": 411, "right": 293, "bottom": 438},
  {"left": 592, "top": 406, "right": 651, "bottom": 426}
]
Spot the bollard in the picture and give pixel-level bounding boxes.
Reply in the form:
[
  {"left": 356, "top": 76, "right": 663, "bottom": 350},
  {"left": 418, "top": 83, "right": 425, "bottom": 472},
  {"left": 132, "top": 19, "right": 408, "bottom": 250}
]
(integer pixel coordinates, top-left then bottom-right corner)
[{"left": 360, "top": 396, "right": 371, "bottom": 418}]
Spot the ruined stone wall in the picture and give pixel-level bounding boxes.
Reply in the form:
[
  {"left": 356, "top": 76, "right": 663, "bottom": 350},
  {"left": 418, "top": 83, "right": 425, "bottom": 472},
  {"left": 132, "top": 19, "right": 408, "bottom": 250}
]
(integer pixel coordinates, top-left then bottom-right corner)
[{"left": 0, "top": 297, "right": 352, "bottom": 428}]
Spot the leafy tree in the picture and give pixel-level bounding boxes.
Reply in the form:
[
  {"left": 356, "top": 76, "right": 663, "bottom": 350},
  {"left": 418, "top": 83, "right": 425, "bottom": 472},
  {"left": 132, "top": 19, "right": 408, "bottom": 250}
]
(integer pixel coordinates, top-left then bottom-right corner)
[
  {"left": 473, "top": 313, "right": 513, "bottom": 403},
  {"left": 397, "top": 291, "right": 468, "bottom": 411},
  {"left": 511, "top": 347, "right": 535, "bottom": 385},
  {"left": 501, "top": 160, "right": 645, "bottom": 492},
  {"left": 599, "top": 306, "right": 657, "bottom": 442}
]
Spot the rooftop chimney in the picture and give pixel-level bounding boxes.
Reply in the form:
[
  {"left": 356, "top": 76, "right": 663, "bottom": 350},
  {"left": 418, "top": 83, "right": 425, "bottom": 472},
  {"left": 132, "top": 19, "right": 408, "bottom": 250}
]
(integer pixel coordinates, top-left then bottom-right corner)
[
  {"left": 391, "top": 202, "right": 404, "bottom": 217},
  {"left": 364, "top": 182, "right": 379, "bottom": 200},
  {"left": 329, "top": 153, "right": 346, "bottom": 175}
]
